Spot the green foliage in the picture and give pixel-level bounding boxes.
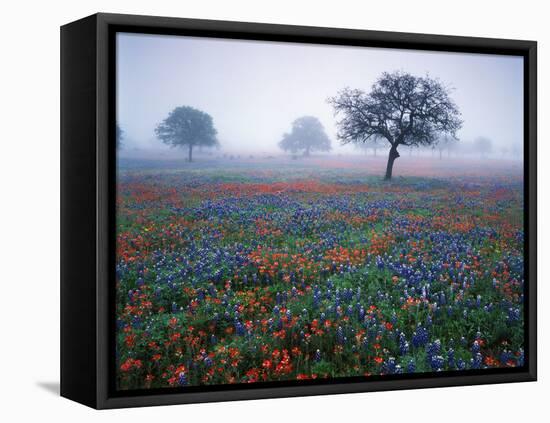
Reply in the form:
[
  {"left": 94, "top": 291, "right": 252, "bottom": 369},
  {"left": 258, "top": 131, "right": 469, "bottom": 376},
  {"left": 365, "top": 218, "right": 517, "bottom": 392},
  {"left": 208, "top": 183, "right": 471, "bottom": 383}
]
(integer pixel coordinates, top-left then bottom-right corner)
[
  {"left": 279, "top": 116, "right": 331, "bottom": 156},
  {"left": 155, "top": 106, "right": 218, "bottom": 161}
]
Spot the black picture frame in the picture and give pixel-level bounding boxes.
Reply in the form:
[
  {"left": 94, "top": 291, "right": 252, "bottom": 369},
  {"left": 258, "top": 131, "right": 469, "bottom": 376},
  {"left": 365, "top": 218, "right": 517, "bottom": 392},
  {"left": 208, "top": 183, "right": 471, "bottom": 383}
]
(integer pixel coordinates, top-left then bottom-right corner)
[{"left": 61, "top": 12, "right": 537, "bottom": 409}]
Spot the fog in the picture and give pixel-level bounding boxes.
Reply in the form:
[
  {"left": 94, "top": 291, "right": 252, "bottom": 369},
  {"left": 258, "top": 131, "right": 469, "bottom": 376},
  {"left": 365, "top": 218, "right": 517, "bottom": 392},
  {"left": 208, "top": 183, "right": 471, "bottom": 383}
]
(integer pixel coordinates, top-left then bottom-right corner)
[{"left": 116, "top": 32, "right": 523, "bottom": 158}]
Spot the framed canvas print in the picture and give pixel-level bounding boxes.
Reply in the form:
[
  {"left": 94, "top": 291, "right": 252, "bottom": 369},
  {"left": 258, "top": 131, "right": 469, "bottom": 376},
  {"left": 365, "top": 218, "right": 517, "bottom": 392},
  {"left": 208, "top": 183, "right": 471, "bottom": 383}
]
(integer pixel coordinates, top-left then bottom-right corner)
[{"left": 60, "top": 13, "right": 537, "bottom": 409}]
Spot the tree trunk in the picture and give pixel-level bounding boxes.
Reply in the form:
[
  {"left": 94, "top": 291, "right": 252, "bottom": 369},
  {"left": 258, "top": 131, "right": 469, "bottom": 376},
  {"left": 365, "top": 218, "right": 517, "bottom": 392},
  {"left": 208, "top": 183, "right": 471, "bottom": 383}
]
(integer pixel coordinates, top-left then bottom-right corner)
[
  {"left": 303, "top": 146, "right": 310, "bottom": 157},
  {"left": 384, "top": 146, "right": 400, "bottom": 180},
  {"left": 439, "top": 149, "right": 443, "bottom": 160},
  {"left": 188, "top": 144, "right": 193, "bottom": 162}
]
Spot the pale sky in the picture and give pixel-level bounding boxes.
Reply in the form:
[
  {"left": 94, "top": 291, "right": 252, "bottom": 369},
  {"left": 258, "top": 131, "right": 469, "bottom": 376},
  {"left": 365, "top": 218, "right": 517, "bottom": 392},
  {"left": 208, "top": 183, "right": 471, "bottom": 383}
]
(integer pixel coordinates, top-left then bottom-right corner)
[{"left": 116, "top": 32, "right": 523, "bottom": 155}]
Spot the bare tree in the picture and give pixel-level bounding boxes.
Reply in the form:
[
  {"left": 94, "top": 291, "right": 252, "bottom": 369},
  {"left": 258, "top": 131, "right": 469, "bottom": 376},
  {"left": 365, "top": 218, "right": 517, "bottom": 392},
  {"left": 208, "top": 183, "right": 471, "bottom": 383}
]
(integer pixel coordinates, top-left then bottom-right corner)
[{"left": 328, "top": 71, "right": 462, "bottom": 180}]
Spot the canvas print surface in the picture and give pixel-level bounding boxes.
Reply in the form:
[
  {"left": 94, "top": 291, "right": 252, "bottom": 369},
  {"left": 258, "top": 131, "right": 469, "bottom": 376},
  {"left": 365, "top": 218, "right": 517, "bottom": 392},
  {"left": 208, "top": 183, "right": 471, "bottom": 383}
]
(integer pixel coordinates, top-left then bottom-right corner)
[{"left": 115, "top": 33, "right": 525, "bottom": 391}]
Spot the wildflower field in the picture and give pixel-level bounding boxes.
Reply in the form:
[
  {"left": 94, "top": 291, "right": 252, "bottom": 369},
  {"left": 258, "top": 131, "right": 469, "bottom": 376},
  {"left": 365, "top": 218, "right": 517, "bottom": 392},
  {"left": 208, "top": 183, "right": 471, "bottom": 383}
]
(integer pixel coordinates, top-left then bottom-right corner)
[{"left": 115, "top": 158, "right": 525, "bottom": 390}]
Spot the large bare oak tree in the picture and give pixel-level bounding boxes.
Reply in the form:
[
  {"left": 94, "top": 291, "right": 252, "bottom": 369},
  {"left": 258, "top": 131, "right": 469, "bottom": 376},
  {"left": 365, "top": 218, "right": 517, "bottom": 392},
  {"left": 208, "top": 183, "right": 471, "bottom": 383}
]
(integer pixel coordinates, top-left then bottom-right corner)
[{"left": 329, "top": 71, "right": 463, "bottom": 180}]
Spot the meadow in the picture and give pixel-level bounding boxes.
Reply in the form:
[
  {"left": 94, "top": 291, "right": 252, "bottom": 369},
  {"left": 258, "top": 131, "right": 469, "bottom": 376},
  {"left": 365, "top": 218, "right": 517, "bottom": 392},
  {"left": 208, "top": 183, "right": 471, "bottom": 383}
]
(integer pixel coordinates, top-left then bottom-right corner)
[{"left": 115, "top": 156, "right": 524, "bottom": 389}]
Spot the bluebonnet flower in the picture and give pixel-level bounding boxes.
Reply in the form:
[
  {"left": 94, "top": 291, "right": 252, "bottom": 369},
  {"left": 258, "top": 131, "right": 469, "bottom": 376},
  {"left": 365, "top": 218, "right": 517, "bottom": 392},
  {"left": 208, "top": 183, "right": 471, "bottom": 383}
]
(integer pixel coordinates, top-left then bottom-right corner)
[
  {"left": 313, "top": 292, "right": 321, "bottom": 309},
  {"left": 178, "top": 372, "right": 188, "bottom": 386},
  {"left": 383, "top": 357, "right": 397, "bottom": 374},
  {"left": 412, "top": 324, "right": 429, "bottom": 348},
  {"left": 399, "top": 333, "right": 409, "bottom": 356},
  {"left": 471, "top": 353, "right": 483, "bottom": 369},
  {"left": 359, "top": 306, "right": 365, "bottom": 322},
  {"left": 131, "top": 315, "right": 142, "bottom": 329},
  {"left": 500, "top": 350, "right": 513, "bottom": 365},
  {"left": 235, "top": 320, "right": 245, "bottom": 336},
  {"left": 507, "top": 307, "right": 521, "bottom": 323},
  {"left": 517, "top": 349, "right": 525, "bottom": 367},
  {"left": 447, "top": 348, "right": 455, "bottom": 368},
  {"left": 426, "top": 314, "right": 433, "bottom": 327},
  {"left": 336, "top": 326, "right": 345, "bottom": 345},
  {"left": 427, "top": 339, "right": 441, "bottom": 356},
  {"left": 314, "top": 349, "right": 322, "bottom": 362},
  {"left": 429, "top": 355, "right": 445, "bottom": 371}
]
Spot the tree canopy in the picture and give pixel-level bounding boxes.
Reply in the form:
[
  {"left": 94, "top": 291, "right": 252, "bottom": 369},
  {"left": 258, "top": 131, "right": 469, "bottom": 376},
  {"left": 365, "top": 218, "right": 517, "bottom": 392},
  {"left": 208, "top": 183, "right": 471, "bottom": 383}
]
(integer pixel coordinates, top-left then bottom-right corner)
[
  {"left": 279, "top": 116, "right": 331, "bottom": 156},
  {"left": 116, "top": 124, "right": 123, "bottom": 149},
  {"left": 436, "top": 133, "right": 458, "bottom": 159},
  {"left": 474, "top": 136, "right": 493, "bottom": 157},
  {"left": 155, "top": 106, "right": 218, "bottom": 162},
  {"left": 328, "top": 71, "right": 462, "bottom": 179}
]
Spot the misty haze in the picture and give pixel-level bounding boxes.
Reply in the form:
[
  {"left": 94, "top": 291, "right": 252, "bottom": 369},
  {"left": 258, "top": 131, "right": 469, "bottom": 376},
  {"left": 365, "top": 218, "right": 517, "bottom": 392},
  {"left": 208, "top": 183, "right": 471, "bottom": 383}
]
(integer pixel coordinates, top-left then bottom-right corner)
[{"left": 115, "top": 33, "right": 525, "bottom": 390}]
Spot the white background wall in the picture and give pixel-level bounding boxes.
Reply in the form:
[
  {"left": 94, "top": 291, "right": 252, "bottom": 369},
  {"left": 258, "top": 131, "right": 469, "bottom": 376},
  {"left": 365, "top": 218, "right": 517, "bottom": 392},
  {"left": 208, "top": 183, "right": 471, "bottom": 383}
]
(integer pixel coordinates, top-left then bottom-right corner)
[{"left": 0, "top": 0, "right": 546, "bottom": 420}]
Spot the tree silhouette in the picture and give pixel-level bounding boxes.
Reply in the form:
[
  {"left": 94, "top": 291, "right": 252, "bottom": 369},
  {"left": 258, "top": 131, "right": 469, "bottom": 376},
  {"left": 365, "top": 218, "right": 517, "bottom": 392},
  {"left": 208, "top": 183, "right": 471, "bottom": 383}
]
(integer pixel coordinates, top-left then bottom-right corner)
[
  {"left": 474, "top": 136, "right": 493, "bottom": 158},
  {"left": 354, "top": 137, "right": 384, "bottom": 156},
  {"left": 116, "top": 124, "right": 123, "bottom": 149},
  {"left": 436, "top": 134, "right": 458, "bottom": 159},
  {"left": 155, "top": 106, "right": 218, "bottom": 162},
  {"left": 329, "top": 71, "right": 462, "bottom": 180},
  {"left": 279, "top": 116, "right": 331, "bottom": 157}
]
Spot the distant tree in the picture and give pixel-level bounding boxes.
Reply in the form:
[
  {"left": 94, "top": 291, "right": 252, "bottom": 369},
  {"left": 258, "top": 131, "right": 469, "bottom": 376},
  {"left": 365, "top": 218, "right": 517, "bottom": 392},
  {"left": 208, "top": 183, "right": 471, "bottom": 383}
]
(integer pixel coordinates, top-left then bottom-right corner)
[
  {"left": 511, "top": 143, "right": 523, "bottom": 159},
  {"left": 474, "top": 136, "right": 493, "bottom": 158},
  {"left": 354, "top": 137, "right": 384, "bottom": 156},
  {"left": 328, "top": 71, "right": 462, "bottom": 180},
  {"left": 436, "top": 134, "right": 458, "bottom": 159},
  {"left": 116, "top": 124, "right": 123, "bottom": 149},
  {"left": 279, "top": 116, "right": 331, "bottom": 157},
  {"left": 500, "top": 145, "right": 509, "bottom": 158},
  {"left": 155, "top": 106, "right": 218, "bottom": 162},
  {"left": 407, "top": 145, "right": 418, "bottom": 157}
]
